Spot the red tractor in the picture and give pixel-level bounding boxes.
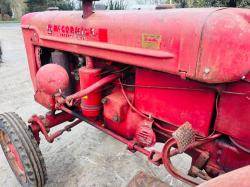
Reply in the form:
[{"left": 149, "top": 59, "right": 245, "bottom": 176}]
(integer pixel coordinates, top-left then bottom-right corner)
[{"left": 0, "top": 1, "right": 250, "bottom": 186}]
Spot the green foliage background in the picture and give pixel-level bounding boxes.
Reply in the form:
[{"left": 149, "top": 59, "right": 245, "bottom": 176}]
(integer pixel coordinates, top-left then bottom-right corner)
[
  {"left": 25, "top": 0, "right": 74, "bottom": 12},
  {"left": 173, "top": 0, "right": 250, "bottom": 8},
  {"left": 137, "top": 0, "right": 250, "bottom": 8},
  {"left": 108, "top": 0, "right": 250, "bottom": 10},
  {"left": 108, "top": 0, "right": 128, "bottom": 10},
  {"left": 0, "top": 0, "right": 250, "bottom": 20}
]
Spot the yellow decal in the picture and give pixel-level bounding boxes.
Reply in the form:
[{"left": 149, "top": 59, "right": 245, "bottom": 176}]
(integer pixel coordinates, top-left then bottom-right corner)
[
  {"left": 142, "top": 33, "right": 162, "bottom": 49},
  {"left": 83, "top": 95, "right": 88, "bottom": 100}
]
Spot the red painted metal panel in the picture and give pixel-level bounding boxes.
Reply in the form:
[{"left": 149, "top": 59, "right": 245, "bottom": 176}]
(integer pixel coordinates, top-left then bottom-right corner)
[
  {"left": 103, "top": 89, "right": 144, "bottom": 139},
  {"left": 217, "top": 141, "right": 250, "bottom": 172},
  {"left": 22, "top": 29, "right": 38, "bottom": 89},
  {"left": 79, "top": 67, "right": 102, "bottom": 117},
  {"left": 34, "top": 91, "right": 55, "bottom": 110},
  {"left": 22, "top": 8, "right": 250, "bottom": 84},
  {"left": 215, "top": 82, "right": 250, "bottom": 148},
  {"left": 196, "top": 8, "right": 250, "bottom": 83},
  {"left": 135, "top": 68, "right": 215, "bottom": 136}
]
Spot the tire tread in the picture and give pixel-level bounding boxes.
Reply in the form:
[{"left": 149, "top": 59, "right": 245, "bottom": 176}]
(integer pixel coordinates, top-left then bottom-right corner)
[{"left": 0, "top": 113, "right": 47, "bottom": 187}]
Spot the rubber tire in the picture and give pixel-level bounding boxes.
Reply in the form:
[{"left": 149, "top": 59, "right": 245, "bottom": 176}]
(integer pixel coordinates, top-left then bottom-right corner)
[{"left": 0, "top": 112, "right": 47, "bottom": 187}]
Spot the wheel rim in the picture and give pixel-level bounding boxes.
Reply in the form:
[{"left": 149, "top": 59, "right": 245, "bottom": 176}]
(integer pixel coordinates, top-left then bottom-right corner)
[{"left": 0, "top": 130, "right": 27, "bottom": 184}]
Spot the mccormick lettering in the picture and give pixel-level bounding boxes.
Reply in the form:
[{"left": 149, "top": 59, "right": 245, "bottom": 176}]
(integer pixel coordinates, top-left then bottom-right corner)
[{"left": 47, "top": 24, "right": 107, "bottom": 42}]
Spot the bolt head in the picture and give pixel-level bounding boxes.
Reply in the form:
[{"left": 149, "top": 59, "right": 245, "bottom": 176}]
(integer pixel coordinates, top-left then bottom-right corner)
[
  {"left": 204, "top": 68, "right": 210, "bottom": 74},
  {"left": 101, "top": 98, "right": 108, "bottom": 105},
  {"left": 112, "top": 115, "right": 120, "bottom": 123}
]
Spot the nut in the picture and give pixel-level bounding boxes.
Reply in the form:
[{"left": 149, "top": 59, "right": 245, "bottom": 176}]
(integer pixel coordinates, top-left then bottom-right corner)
[
  {"left": 112, "top": 115, "right": 120, "bottom": 123},
  {"left": 101, "top": 98, "right": 109, "bottom": 105}
]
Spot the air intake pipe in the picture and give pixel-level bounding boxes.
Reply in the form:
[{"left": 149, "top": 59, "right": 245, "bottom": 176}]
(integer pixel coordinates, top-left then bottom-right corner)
[{"left": 82, "top": 0, "right": 99, "bottom": 18}]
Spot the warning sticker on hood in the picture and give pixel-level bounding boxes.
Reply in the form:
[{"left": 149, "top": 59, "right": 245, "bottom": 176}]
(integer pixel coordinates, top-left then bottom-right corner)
[{"left": 142, "top": 33, "right": 161, "bottom": 49}]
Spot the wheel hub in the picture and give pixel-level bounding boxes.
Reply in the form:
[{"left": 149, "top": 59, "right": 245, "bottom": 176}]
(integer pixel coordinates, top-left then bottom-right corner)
[{"left": 0, "top": 130, "right": 27, "bottom": 183}]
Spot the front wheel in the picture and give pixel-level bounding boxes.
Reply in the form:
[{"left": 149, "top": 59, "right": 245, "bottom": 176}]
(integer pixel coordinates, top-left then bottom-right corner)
[{"left": 0, "top": 112, "right": 47, "bottom": 187}]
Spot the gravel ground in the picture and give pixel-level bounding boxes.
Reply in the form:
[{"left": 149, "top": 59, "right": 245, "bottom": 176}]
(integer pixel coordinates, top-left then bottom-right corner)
[{"left": 0, "top": 23, "right": 189, "bottom": 187}]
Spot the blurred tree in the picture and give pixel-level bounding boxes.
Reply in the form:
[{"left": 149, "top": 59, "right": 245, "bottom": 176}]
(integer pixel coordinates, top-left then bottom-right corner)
[
  {"left": 107, "top": 0, "right": 127, "bottom": 10},
  {"left": 175, "top": 0, "right": 188, "bottom": 7},
  {"left": 21, "top": 0, "right": 250, "bottom": 15},
  {"left": 25, "top": 0, "right": 74, "bottom": 12},
  {"left": 0, "top": 0, "right": 26, "bottom": 20},
  {"left": 0, "top": 0, "right": 12, "bottom": 19},
  {"left": 136, "top": 0, "right": 167, "bottom": 4},
  {"left": 238, "top": 0, "right": 250, "bottom": 7},
  {"left": 228, "top": 0, "right": 237, "bottom": 7},
  {"left": 10, "top": 0, "right": 26, "bottom": 18},
  {"left": 25, "top": 0, "right": 48, "bottom": 12},
  {"left": 170, "top": 0, "right": 249, "bottom": 8},
  {"left": 47, "top": 0, "right": 74, "bottom": 10}
]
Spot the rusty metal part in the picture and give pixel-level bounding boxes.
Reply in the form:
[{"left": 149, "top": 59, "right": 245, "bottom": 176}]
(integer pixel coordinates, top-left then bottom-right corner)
[
  {"left": 189, "top": 151, "right": 210, "bottom": 178},
  {"left": 169, "top": 133, "right": 222, "bottom": 157},
  {"left": 127, "top": 171, "right": 170, "bottom": 187},
  {"left": 162, "top": 138, "right": 200, "bottom": 186},
  {"left": 172, "top": 122, "right": 195, "bottom": 153},
  {"left": 189, "top": 166, "right": 212, "bottom": 180},
  {"left": 162, "top": 134, "right": 222, "bottom": 186},
  {"left": 29, "top": 115, "right": 82, "bottom": 143}
]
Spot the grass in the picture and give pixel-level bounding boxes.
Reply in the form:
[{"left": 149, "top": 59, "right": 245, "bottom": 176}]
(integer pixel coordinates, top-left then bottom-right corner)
[{"left": 0, "top": 19, "right": 20, "bottom": 24}]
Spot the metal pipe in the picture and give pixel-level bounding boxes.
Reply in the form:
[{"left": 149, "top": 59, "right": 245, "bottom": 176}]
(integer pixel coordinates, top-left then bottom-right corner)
[
  {"left": 85, "top": 56, "right": 94, "bottom": 68},
  {"left": 30, "top": 115, "right": 81, "bottom": 143},
  {"left": 48, "top": 119, "right": 82, "bottom": 140},
  {"left": 82, "top": 0, "right": 94, "bottom": 18},
  {"left": 59, "top": 105, "right": 152, "bottom": 158},
  {"left": 65, "top": 74, "right": 119, "bottom": 106},
  {"left": 45, "top": 112, "right": 74, "bottom": 128},
  {"left": 162, "top": 133, "right": 222, "bottom": 185},
  {"left": 162, "top": 138, "right": 200, "bottom": 186}
]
